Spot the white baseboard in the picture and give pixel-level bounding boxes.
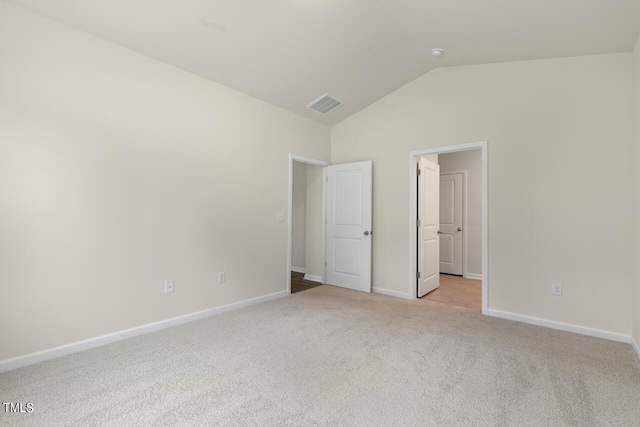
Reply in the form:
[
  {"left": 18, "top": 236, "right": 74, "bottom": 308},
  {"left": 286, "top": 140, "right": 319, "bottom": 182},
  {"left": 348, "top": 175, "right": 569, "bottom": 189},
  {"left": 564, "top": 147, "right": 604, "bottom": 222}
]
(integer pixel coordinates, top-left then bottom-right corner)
[
  {"left": 633, "top": 337, "right": 640, "bottom": 362},
  {"left": 0, "top": 290, "right": 287, "bottom": 373},
  {"left": 373, "top": 287, "right": 411, "bottom": 300},
  {"left": 290, "top": 266, "right": 306, "bottom": 274},
  {"left": 464, "top": 273, "right": 482, "bottom": 281},
  {"left": 487, "top": 309, "right": 631, "bottom": 344},
  {"left": 303, "top": 274, "right": 323, "bottom": 283}
]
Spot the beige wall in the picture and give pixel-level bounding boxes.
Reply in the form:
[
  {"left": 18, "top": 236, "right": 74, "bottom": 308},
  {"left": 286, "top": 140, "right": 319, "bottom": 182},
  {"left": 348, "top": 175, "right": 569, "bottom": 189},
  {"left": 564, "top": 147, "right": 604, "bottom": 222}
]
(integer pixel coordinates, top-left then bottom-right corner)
[
  {"left": 1, "top": 1, "right": 637, "bottom": 363},
  {"left": 291, "top": 162, "right": 307, "bottom": 270},
  {"left": 424, "top": 154, "right": 438, "bottom": 164},
  {"left": 304, "top": 166, "right": 324, "bottom": 280},
  {"left": 332, "top": 54, "right": 633, "bottom": 336},
  {"left": 0, "top": 4, "right": 330, "bottom": 361},
  {"left": 438, "top": 149, "right": 482, "bottom": 278},
  {"left": 633, "top": 33, "right": 640, "bottom": 348}
]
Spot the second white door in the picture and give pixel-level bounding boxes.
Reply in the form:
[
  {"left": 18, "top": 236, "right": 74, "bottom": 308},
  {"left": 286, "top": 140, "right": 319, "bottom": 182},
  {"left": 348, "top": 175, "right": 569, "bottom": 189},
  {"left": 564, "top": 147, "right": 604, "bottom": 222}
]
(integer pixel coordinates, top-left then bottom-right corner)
[
  {"left": 418, "top": 157, "right": 440, "bottom": 297},
  {"left": 439, "top": 173, "right": 463, "bottom": 275}
]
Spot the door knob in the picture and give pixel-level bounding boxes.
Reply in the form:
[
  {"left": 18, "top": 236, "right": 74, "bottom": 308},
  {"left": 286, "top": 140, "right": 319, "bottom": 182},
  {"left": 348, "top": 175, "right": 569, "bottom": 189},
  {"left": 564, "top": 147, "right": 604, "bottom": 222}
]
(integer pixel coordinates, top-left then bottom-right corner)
[
  {"left": 437, "top": 230, "right": 443, "bottom": 234},
  {"left": 364, "top": 231, "right": 370, "bottom": 236},
  {"left": 457, "top": 228, "right": 462, "bottom": 232}
]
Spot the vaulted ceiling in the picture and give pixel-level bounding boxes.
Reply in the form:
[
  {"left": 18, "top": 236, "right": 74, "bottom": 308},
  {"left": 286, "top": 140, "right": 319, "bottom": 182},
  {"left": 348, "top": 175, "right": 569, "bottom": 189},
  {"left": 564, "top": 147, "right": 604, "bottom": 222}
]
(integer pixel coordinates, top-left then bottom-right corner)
[{"left": 10, "top": 0, "right": 640, "bottom": 125}]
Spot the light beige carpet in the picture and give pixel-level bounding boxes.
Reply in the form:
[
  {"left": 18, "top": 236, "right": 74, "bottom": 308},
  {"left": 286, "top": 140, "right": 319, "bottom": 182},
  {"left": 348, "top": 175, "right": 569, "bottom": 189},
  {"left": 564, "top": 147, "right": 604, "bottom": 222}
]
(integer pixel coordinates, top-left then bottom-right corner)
[{"left": 1, "top": 285, "right": 639, "bottom": 426}]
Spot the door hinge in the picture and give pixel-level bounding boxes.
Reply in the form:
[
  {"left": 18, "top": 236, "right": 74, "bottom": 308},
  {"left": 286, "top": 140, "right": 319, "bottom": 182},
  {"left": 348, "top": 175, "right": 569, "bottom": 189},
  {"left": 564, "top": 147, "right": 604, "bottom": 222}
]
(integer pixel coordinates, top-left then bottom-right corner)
[
  {"left": 416, "top": 219, "right": 420, "bottom": 227},
  {"left": 416, "top": 165, "right": 421, "bottom": 176},
  {"left": 416, "top": 271, "right": 421, "bottom": 279}
]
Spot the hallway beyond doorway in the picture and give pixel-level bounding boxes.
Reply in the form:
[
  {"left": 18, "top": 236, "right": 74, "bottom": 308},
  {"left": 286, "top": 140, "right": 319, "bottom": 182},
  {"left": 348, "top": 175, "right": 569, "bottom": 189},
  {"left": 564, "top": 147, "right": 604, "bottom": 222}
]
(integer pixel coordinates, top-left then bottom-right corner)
[
  {"left": 291, "top": 272, "right": 323, "bottom": 294},
  {"left": 420, "top": 274, "right": 481, "bottom": 312}
]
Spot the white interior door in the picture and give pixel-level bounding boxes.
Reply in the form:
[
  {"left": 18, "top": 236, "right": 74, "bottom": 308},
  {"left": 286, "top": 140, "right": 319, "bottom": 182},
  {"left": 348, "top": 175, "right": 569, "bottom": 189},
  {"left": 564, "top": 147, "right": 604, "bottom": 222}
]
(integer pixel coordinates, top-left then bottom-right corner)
[
  {"left": 439, "top": 173, "right": 463, "bottom": 275},
  {"left": 418, "top": 157, "right": 440, "bottom": 297},
  {"left": 326, "top": 161, "right": 372, "bottom": 292}
]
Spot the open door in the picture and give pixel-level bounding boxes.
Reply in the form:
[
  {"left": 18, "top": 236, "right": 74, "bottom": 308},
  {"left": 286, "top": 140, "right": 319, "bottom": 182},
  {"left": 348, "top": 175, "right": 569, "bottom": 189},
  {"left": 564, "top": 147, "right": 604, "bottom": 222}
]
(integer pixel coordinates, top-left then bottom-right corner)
[
  {"left": 418, "top": 157, "right": 440, "bottom": 297},
  {"left": 325, "top": 161, "right": 372, "bottom": 292}
]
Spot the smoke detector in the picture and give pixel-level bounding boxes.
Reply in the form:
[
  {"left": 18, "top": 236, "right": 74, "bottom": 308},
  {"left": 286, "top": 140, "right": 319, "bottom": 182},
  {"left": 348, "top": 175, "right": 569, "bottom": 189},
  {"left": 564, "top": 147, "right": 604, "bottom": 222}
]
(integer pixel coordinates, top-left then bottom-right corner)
[
  {"left": 431, "top": 48, "right": 445, "bottom": 57},
  {"left": 306, "top": 93, "right": 343, "bottom": 115}
]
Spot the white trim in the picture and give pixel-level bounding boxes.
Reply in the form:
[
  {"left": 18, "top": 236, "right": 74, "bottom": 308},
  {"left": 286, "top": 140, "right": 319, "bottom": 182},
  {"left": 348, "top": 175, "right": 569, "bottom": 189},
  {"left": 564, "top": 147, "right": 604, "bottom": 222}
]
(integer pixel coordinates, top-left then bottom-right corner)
[
  {"left": 0, "top": 290, "right": 287, "bottom": 373},
  {"left": 463, "top": 171, "right": 468, "bottom": 278},
  {"left": 373, "top": 287, "right": 411, "bottom": 300},
  {"left": 464, "top": 273, "right": 483, "bottom": 280},
  {"left": 303, "top": 274, "right": 323, "bottom": 283},
  {"left": 633, "top": 337, "right": 640, "bottom": 362},
  {"left": 409, "top": 141, "right": 489, "bottom": 315},
  {"left": 287, "top": 154, "right": 330, "bottom": 295},
  {"left": 487, "top": 309, "right": 631, "bottom": 344},
  {"left": 290, "top": 266, "right": 306, "bottom": 274},
  {"left": 481, "top": 145, "right": 488, "bottom": 315},
  {"left": 322, "top": 166, "right": 327, "bottom": 285}
]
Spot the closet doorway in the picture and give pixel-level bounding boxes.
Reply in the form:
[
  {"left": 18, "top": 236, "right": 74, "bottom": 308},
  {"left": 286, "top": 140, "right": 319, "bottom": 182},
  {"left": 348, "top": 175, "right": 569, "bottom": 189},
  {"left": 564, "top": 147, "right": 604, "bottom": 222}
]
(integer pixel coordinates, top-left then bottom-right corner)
[{"left": 287, "top": 155, "right": 328, "bottom": 294}]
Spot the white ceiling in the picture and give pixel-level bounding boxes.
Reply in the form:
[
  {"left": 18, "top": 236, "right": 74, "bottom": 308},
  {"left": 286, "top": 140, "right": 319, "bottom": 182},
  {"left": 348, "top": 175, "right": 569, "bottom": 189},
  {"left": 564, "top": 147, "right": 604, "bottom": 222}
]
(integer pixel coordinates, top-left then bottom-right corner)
[{"left": 10, "top": 0, "right": 640, "bottom": 126}]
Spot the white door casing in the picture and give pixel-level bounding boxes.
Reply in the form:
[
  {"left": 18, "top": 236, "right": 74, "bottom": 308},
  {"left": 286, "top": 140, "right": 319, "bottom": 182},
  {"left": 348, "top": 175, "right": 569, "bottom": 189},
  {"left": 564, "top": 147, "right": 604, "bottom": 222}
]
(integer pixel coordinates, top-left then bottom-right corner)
[
  {"left": 408, "top": 141, "right": 488, "bottom": 313},
  {"left": 439, "top": 173, "right": 463, "bottom": 275},
  {"left": 325, "top": 161, "right": 372, "bottom": 292},
  {"left": 418, "top": 157, "right": 440, "bottom": 297}
]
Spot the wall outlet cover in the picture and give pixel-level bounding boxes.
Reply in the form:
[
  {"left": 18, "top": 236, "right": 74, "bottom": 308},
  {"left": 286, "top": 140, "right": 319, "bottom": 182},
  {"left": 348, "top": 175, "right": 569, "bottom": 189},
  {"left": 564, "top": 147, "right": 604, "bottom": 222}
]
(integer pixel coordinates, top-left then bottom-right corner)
[{"left": 165, "top": 280, "right": 174, "bottom": 294}]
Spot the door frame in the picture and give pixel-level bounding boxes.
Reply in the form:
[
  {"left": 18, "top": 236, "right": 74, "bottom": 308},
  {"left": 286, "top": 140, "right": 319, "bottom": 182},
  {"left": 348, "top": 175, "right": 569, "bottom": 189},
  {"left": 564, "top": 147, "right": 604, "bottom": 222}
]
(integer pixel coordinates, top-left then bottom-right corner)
[
  {"left": 440, "top": 170, "right": 468, "bottom": 277},
  {"left": 287, "top": 154, "right": 330, "bottom": 295},
  {"left": 408, "top": 141, "right": 488, "bottom": 314}
]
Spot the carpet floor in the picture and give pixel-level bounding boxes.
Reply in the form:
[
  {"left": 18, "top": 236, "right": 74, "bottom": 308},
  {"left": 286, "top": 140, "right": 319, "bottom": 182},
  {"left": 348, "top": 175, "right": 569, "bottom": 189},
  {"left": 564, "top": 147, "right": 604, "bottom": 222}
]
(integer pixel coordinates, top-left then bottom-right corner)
[{"left": 1, "top": 285, "right": 639, "bottom": 426}]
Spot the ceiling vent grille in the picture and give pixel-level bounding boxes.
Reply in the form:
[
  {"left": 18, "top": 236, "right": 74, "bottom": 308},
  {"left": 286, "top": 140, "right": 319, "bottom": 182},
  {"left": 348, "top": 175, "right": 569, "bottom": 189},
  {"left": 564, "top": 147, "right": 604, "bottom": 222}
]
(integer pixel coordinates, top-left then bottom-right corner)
[{"left": 306, "top": 93, "right": 343, "bottom": 115}]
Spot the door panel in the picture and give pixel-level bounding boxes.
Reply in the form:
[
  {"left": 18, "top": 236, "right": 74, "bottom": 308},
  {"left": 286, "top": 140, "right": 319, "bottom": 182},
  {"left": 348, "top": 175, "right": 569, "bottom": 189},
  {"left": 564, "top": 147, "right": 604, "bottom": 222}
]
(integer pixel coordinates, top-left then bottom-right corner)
[
  {"left": 440, "top": 180, "right": 455, "bottom": 224},
  {"left": 418, "top": 157, "right": 440, "bottom": 297},
  {"left": 439, "top": 173, "right": 463, "bottom": 275},
  {"left": 334, "top": 238, "right": 362, "bottom": 275},
  {"left": 326, "top": 161, "right": 372, "bottom": 292},
  {"left": 439, "top": 234, "right": 454, "bottom": 264},
  {"left": 335, "top": 170, "right": 362, "bottom": 225},
  {"left": 423, "top": 239, "right": 437, "bottom": 278}
]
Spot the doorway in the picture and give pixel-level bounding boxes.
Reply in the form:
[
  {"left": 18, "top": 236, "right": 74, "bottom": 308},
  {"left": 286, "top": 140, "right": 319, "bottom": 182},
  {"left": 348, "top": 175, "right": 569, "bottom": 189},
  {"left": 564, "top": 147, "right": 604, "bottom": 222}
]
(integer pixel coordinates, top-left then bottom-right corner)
[
  {"left": 287, "top": 155, "right": 374, "bottom": 295},
  {"left": 408, "top": 142, "right": 488, "bottom": 314},
  {"left": 287, "top": 156, "right": 329, "bottom": 295}
]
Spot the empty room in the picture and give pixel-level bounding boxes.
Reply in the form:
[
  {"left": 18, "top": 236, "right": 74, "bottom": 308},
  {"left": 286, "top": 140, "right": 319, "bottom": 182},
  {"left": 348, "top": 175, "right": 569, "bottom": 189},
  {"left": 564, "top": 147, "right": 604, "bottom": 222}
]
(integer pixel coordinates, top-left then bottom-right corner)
[{"left": 1, "top": 1, "right": 640, "bottom": 425}]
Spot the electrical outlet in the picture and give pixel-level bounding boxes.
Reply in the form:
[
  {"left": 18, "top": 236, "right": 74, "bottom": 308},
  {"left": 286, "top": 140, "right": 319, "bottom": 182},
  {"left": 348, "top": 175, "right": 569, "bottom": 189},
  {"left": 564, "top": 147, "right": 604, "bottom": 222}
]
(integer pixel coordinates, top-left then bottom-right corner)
[
  {"left": 295, "top": 247, "right": 299, "bottom": 255},
  {"left": 165, "top": 280, "right": 174, "bottom": 294},
  {"left": 277, "top": 213, "right": 285, "bottom": 223},
  {"left": 218, "top": 272, "right": 226, "bottom": 284},
  {"left": 552, "top": 283, "right": 562, "bottom": 296}
]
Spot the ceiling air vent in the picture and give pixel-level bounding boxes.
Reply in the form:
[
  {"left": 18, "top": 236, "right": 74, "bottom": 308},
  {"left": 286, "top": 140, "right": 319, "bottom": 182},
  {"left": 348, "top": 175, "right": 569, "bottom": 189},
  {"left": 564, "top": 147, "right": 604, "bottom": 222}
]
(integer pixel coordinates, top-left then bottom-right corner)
[{"left": 306, "top": 93, "right": 343, "bottom": 115}]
